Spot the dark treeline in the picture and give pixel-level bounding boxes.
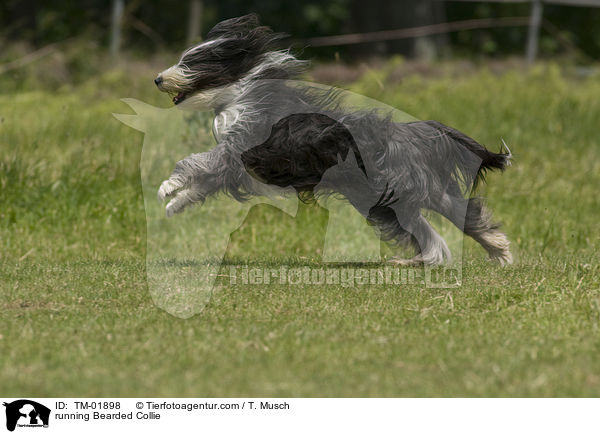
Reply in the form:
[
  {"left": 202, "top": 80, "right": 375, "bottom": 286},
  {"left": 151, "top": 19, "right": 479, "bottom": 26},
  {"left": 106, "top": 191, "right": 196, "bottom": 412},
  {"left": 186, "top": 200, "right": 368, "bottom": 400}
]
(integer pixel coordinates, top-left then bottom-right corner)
[{"left": 1, "top": 0, "right": 599, "bottom": 60}]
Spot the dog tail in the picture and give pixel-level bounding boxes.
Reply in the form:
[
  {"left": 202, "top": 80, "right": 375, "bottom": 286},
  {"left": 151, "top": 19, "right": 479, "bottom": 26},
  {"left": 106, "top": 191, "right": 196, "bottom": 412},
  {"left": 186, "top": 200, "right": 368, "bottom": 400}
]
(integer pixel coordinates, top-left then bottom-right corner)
[
  {"left": 425, "top": 121, "right": 512, "bottom": 190},
  {"left": 479, "top": 138, "right": 512, "bottom": 171},
  {"left": 472, "top": 137, "right": 511, "bottom": 188}
]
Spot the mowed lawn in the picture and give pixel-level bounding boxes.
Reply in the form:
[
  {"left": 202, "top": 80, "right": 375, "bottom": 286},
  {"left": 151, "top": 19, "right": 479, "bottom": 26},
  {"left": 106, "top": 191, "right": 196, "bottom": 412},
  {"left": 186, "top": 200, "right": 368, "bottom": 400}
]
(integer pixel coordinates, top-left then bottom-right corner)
[{"left": 1, "top": 61, "right": 599, "bottom": 396}]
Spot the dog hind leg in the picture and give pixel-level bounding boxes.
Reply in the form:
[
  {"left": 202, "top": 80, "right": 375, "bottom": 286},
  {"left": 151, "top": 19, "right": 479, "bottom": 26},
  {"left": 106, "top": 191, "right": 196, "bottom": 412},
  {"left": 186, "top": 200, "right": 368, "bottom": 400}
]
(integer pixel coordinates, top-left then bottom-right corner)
[
  {"left": 390, "top": 215, "right": 452, "bottom": 265},
  {"left": 368, "top": 206, "right": 451, "bottom": 265},
  {"left": 430, "top": 192, "right": 513, "bottom": 265},
  {"left": 463, "top": 197, "right": 513, "bottom": 265}
]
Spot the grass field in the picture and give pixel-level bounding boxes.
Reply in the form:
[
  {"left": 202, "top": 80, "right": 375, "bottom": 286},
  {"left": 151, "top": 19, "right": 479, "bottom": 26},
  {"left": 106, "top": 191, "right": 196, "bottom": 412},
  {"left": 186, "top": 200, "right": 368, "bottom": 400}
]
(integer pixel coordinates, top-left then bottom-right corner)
[{"left": 1, "top": 58, "right": 599, "bottom": 396}]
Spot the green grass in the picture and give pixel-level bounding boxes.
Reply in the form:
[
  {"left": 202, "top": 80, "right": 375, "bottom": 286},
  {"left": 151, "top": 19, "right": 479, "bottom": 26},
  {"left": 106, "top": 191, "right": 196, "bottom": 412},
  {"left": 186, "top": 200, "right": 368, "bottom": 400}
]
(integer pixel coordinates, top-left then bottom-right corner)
[{"left": 1, "top": 61, "right": 599, "bottom": 396}]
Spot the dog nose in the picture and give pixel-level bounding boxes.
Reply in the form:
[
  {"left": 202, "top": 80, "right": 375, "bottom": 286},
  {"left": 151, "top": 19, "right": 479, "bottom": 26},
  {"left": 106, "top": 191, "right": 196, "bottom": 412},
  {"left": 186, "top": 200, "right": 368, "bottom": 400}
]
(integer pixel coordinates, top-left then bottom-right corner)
[{"left": 154, "top": 76, "right": 162, "bottom": 86}]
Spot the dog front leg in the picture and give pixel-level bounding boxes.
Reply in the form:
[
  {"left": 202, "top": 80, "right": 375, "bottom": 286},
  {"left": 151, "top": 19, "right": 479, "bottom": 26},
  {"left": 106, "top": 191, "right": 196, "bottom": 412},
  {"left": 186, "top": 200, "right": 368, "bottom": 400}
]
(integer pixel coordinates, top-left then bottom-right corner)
[{"left": 158, "top": 147, "right": 224, "bottom": 217}]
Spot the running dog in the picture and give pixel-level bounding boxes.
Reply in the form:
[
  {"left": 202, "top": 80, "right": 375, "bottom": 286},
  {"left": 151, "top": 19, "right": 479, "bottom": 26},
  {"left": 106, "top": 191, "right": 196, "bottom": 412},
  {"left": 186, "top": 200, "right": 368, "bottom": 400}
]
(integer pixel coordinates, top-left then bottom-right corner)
[{"left": 154, "top": 14, "right": 513, "bottom": 265}]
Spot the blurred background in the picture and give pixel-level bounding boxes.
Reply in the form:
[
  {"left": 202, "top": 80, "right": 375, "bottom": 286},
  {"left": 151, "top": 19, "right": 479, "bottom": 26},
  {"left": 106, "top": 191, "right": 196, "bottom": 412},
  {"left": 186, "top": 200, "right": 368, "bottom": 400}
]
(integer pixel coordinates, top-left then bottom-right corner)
[{"left": 2, "top": 0, "right": 600, "bottom": 92}]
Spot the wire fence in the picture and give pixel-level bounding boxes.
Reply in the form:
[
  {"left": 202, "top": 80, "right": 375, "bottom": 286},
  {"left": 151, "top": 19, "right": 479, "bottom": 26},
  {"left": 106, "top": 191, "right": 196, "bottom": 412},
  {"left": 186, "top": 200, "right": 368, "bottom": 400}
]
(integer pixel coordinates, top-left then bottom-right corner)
[
  {"left": 104, "top": 0, "right": 600, "bottom": 63},
  {"left": 307, "top": 0, "right": 600, "bottom": 63},
  {"left": 3, "top": 0, "right": 600, "bottom": 70}
]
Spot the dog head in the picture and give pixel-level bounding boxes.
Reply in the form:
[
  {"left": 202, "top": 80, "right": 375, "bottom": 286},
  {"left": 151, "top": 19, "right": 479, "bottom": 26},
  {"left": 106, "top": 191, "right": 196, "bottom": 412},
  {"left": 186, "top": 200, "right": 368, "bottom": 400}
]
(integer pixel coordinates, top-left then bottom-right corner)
[{"left": 155, "top": 14, "right": 305, "bottom": 110}]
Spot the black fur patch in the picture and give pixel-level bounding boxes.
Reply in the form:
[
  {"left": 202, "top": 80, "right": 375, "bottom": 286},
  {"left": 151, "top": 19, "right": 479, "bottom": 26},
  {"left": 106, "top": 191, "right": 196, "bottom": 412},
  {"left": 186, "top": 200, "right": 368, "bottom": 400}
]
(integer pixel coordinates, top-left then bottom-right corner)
[{"left": 241, "top": 113, "right": 367, "bottom": 193}]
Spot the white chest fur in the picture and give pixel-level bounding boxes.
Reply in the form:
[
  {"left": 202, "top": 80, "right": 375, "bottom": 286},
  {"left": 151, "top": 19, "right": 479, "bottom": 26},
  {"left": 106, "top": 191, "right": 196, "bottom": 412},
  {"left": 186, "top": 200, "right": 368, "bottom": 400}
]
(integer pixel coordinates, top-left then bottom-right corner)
[{"left": 212, "top": 105, "right": 243, "bottom": 142}]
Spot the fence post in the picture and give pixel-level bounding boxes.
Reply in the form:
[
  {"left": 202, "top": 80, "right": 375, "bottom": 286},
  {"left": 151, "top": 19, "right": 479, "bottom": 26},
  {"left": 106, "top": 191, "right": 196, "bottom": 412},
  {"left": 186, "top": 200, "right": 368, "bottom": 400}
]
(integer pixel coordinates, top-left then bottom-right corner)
[
  {"left": 110, "top": 0, "right": 124, "bottom": 58},
  {"left": 526, "top": 0, "right": 543, "bottom": 64},
  {"left": 187, "top": 0, "right": 203, "bottom": 46}
]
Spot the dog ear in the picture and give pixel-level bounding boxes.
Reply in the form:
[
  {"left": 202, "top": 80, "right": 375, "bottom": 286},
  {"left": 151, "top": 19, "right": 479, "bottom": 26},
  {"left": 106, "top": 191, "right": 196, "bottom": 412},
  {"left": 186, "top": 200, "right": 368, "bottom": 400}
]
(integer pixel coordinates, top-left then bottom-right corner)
[{"left": 206, "top": 14, "right": 261, "bottom": 39}]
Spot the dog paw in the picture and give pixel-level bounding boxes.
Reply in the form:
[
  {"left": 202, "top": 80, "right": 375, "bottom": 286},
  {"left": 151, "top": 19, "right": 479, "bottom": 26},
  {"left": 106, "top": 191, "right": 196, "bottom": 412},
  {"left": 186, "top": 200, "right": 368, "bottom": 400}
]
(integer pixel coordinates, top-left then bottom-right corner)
[
  {"left": 165, "top": 193, "right": 188, "bottom": 217},
  {"left": 490, "top": 251, "right": 513, "bottom": 266},
  {"left": 388, "top": 256, "right": 419, "bottom": 266},
  {"left": 388, "top": 253, "right": 449, "bottom": 266},
  {"left": 158, "top": 180, "right": 179, "bottom": 201},
  {"left": 163, "top": 187, "right": 205, "bottom": 217}
]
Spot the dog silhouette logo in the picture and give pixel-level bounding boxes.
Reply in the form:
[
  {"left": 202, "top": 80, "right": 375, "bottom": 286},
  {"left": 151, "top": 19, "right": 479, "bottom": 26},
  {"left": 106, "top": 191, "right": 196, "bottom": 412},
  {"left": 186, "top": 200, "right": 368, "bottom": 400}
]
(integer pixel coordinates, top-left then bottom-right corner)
[{"left": 3, "top": 400, "right": 50, "bottom": 431}]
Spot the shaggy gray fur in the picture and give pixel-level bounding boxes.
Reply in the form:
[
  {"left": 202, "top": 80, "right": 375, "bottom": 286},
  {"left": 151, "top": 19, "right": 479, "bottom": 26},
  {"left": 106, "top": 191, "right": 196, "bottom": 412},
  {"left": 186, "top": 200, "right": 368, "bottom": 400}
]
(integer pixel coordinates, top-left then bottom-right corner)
[{"left": 156, "top": 14, "right": 513, "bottom": 265}]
